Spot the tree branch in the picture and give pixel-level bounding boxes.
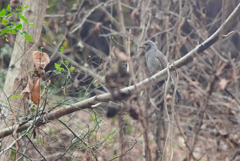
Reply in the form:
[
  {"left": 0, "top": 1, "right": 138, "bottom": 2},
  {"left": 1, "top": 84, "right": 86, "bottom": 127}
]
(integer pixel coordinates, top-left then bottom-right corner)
[{"left": 1, "top": 2, "right": 240, "bottom": 140}]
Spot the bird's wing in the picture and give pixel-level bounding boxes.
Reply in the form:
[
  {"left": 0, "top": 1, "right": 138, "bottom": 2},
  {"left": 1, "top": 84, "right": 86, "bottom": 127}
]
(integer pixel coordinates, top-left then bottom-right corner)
[
  {"left": 156, "top": 50, "right": 168, "bottom": 69},
  {"left": 155, "top": 49, "right": 175, "bottom": 82}
]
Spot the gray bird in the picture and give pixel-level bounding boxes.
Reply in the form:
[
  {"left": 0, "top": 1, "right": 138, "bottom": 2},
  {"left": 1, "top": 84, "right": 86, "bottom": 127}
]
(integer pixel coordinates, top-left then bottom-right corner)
[{"left": 139, "top": 40, "right": 181, "bottom": 103}]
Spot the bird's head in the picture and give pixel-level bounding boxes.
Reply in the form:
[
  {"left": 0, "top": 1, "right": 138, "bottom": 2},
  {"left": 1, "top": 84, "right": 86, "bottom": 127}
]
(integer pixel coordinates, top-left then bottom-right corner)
[{"left": 139, "top": 40, "right": 157, "bottom": 52}]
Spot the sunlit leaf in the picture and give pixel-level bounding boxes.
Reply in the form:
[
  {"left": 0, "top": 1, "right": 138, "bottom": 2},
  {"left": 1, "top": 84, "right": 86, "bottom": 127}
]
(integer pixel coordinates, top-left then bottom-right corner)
[
  {"left": 0, "top": 28, "right": 9, "bottom": 36},
  {"left": 0, "top": 9, "right": 6, "bottom": 17},
  {"left": 60, "top": 46, "right": 64, "bottom": 53},
  {"left": 7, "top": 12, "right": 12, "bottom": 17},
  {"left": 7, "top": 5, "right": 11, "bottom": 12},
  {"left": 70, "top": 66, "right": 75, "bottom": 71},
  {"left": 2, "top": 19, "right": 8, "bottom": 25},
  {"left": 24, "top": 35, "right": 33, "bottom": 42},
  {"left": 65, "top": 60, "right": 69, "bottom": 65},
  {"left": 11, "top": 30, "right": 16, "bottom": 34},
  {"left": 16, "top": 24, "right": 22, "bottom": 30}
]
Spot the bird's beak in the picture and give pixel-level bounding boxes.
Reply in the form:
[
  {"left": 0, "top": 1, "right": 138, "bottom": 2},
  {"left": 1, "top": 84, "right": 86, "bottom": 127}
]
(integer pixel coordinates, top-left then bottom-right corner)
[{"left": 138, "top": 42, "right": 145, "bottom": 48}]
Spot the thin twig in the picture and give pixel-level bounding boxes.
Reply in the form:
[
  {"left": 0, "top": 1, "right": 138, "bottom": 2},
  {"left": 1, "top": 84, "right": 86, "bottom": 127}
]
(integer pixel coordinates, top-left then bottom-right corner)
[
  {"left": 25, "top": 135, "right": 47, "bottom": 161},
  {"left": 1, "top": 2, "right": 240, "bottom": 139},
  {"left": 162, "top": 63, "right": 171, "bottom": 161},
  {"left": 70, "top": 3, "right": 104, "bottom": 34},
  {"left": 109, "top": 139, "right": 137, "bottom": 161}
]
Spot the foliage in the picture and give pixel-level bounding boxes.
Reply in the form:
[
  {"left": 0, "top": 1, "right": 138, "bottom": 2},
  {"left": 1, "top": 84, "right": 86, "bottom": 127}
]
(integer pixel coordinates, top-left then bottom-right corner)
[
  {"left": 0, "top": 5, "right": 34, "bottom": 41},
  {"left": 1, "top": 0, "right": 240, "bottom": 161}
]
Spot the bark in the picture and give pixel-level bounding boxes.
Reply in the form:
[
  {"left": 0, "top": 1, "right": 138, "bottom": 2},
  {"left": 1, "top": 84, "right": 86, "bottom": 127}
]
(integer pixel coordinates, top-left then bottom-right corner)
[{"left": 0, "top": 0, "right": 48, "bottom": 159}]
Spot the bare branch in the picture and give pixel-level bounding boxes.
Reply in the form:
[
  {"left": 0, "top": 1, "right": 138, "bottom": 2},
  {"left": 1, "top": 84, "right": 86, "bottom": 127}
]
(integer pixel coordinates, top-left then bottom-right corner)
[{"left": 1, "top": 2, "right": 240, "bottom": 140}]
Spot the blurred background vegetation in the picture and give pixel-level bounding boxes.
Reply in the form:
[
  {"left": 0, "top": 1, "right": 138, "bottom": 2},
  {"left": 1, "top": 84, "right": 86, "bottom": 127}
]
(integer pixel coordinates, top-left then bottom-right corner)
[{"left": 1, "top": 0, "right": 240, "bottom": 160}]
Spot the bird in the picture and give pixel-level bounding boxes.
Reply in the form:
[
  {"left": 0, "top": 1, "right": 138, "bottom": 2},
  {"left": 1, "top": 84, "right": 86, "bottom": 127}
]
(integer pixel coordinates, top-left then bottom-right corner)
[{"left": 139, "top": 40, "right": 181, "bottom": 103}]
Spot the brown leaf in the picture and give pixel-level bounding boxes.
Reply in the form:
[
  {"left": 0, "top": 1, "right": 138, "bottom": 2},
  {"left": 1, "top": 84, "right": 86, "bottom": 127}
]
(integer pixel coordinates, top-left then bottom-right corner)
[
  {"left": 32, "top": 51, "right": 50, "bottom": 69},
  {"left": 31, "top": 77, "right": 40, "bottom": 104},
  {"left": 218, "top": 129, "right": 228, "bottom": 136},
  {"left": 219, "top": 78, "right": 228, "bottom": 90},
  {"left": 22, "top": 82, "right": 31, "bottom": 98},
  {"left": 131, "top": 9, "right": 140, "bottom": 25},
  {"left": 94, "top": 22, "right": 102, "bottom": 35},
  {"left": 34, "top": 67, "right": 45, "bottom": 78},
  {"left": 22, "top": 75, "right": 33, "bottom": 98},
  {"left": 113, "top": 47, "right": 128, "bottom": 62},
  {"left": 150, "top": 23, "right": 162, "bottom": 32},
  {"left": 20, "top": 73, "right": 28, "bottom": 89}
]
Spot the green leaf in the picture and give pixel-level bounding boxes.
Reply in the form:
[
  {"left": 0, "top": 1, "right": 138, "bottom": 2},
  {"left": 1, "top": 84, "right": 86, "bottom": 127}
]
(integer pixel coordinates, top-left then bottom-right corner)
[
  {"left": 60, "top": 46, "right": 64, "bottom": 53},
  {"left": 18, "top": 94, "right": 22, "bottom": 97},
  {"left": 9, "top": 25, "right": 16, "bottom": 30},
  {"left": 7, "top": 12, "right": 12, "bottom": 17},
  {"left": 0, "top": 9, "right": 6, "bottom": 17},
  {"left": 65, "top": 60, "right": 69, "bottom": 65},
  {"left": 24, "top": 5, "right": 29, "bottom": 9},
  {"left": 92, "top": 116, "right": 96, "bottom": 120},
  {"left": 20, "top": 31, "right": 27, "bottom": 36},
  {"left": 16, "top": 24, "right": 22, "bottom": 30},
  {"left": 54, "top": 63, "right": 65, "bottom": 71},
  {"left": 55, "top": 63, "right": 60, "bottom": 69},
  {"left": 21, "top": 6, "right": 23, "bottom": 10},
  {"left": 18, "top": 12, "right": 35, "bottom": 26},
  {"left": 2, "top": 19, "right": 8, "bottom": 25},
  {"left": 2, "top": 22, "right": 8, "bottom": 25},
  {"left": 7, "top": 5, "right": 11, "bottom": 12},
  {"left": 70, "top": 66, "right": 75, "bottom": 71},
  {"left": 21, "top": 16, "right": 29, "bottom": 24},
  {"left": 0, "top": 28, "right": 9, "bottom": 36},
  {"left": 2, "top": 19, "right": 8, "bottom": 23},
  {"left": 29, "top": 22, "right": 35, "bottom": 26},
  {"left": 24, "top": 35, "right": 33, "bottom": 42},
  {"left": 19, "top": 12, "right": 28, "bottom": 23},
  {"left": 11, "top": 30, "right": 16, "bottom": 34},
  {"left": 105, "top": 136, "right": 111, "bottom": 140},
  {"left": 12, "top": 95, "right": 18, "bottom": 98}
]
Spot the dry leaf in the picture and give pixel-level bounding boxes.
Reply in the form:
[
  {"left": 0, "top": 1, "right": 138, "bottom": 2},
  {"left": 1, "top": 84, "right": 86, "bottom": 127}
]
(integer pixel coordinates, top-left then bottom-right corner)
[
  {"left": 22, "top": 82, "right": 31, "bottom": 98},
  {"left": 34, "top": 67, "right": 45, "bottom": 78},
  {"left": 131, "top": 9, "right": 140, "bottom": 25},
  {"left": 22, "top": 74, "right": 33, "bottom": 98},
  {"left": 113, "top": 47, "right": 128, "bottom": 62},
  {"left": 219, "top": 78, "right": 228, "bottom": 90},
  {"left": 231, "top": 99, "right": 236, "bottom": 104},
  {"left": 32, "top": 51, "right": 50, "bottom": 69},
  {"left": 94, "top": 22, "right": 102, "bottom": 35},
  {"left": 31, "top": 77, "right": 40, "bottom": 104}
]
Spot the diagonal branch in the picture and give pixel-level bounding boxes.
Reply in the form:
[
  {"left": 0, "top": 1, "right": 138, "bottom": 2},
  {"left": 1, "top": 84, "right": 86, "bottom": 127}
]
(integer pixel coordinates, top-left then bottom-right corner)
[{"left": 1, "top": 2, "right": 240, "bottom": 140}]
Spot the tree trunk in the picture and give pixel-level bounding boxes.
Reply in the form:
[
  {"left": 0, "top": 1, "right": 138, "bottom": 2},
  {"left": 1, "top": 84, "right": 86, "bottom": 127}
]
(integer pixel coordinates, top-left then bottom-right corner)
[{"left": 0, "top": 0, "right": 48, "bottom": 159}]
